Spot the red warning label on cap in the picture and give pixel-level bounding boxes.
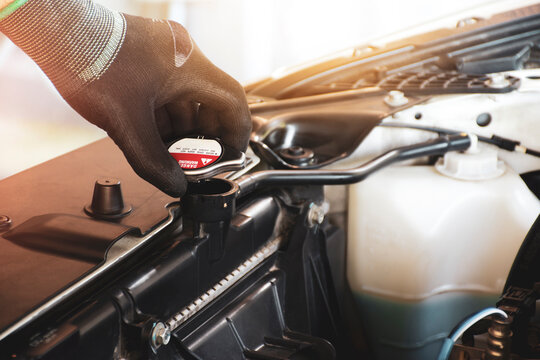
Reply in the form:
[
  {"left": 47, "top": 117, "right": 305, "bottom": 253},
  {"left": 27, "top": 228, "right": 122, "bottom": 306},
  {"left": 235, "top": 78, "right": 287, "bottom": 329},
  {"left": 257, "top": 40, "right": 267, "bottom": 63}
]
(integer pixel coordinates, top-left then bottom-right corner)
[{"left": 168, "top": 138, "right": 223, "bottom": 170}]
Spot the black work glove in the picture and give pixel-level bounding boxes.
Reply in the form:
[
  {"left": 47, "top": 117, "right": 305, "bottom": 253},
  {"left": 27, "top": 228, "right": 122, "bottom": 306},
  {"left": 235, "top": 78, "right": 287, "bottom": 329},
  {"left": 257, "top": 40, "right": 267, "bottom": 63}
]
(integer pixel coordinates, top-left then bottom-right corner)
[{"left": 0, "top": 0, "right": 251, "bottom": 197}]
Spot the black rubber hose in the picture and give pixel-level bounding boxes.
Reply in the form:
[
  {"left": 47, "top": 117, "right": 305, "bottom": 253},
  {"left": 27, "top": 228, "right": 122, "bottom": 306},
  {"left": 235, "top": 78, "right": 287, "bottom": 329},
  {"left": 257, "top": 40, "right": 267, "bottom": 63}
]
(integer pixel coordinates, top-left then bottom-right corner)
[
  {"left": 237, "top": 134, "right": 470, "bottom": 197},
  {"left": 380, "top": 122, "right": 540, "bottom": 158}
]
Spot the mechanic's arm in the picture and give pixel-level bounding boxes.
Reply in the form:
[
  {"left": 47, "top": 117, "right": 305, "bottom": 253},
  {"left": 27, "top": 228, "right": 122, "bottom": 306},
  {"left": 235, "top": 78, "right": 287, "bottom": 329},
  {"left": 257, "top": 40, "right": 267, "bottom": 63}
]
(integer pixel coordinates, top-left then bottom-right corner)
[
  {"left": 0, "top": 1, "right": 14, "bottom": 10},
  {"left": 0, "top": 0, "right": 251, "bottom": 197}
]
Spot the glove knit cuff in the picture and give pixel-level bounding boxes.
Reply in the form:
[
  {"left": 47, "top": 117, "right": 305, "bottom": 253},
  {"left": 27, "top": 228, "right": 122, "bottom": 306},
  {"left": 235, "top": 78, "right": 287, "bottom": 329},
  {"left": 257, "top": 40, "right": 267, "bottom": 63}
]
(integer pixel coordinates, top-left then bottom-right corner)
[{"left": 0, "top": 0, "right": 126, "bottom": 97}]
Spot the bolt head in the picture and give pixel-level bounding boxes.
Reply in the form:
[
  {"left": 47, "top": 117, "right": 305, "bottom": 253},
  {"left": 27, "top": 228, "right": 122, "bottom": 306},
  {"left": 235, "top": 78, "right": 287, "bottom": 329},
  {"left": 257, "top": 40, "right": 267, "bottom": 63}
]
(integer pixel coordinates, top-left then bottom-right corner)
[
  {"left": 151, "top": 322, "right": 171, "bottom": 349},
  {"left": 287, "top": 146, "right": 305, "bottom": 156},
  {"left": 158, "top": 328, "right": 171, "bottom": 345}
]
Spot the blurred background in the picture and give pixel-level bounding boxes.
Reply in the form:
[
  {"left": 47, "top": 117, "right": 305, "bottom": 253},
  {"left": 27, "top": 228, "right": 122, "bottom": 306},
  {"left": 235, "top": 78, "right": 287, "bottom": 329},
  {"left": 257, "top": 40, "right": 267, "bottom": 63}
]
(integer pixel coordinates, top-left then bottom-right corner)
[{"left": 0, "top": 0, "right": 525, "bottom": 179}]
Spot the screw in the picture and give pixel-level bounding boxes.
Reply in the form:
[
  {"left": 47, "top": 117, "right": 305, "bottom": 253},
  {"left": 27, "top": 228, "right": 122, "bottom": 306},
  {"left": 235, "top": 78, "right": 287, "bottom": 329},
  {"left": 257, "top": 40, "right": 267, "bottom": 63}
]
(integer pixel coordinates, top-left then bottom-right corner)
[
  {"left": 384, "top": 90, "right": 409, "bottom": 107},
  {"left": 151, "top": 322, "right": 171, "bottom": 349},
  {"left": 0, "top": 215, "right": 11, "bottom": 230}
]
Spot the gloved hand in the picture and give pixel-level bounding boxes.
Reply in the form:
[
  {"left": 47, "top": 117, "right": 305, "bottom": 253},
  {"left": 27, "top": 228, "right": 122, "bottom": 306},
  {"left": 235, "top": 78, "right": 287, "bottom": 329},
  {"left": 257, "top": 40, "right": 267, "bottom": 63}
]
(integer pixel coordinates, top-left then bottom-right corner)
[{"left": 0, "top": 0, "right": 251, "bottom": 197}]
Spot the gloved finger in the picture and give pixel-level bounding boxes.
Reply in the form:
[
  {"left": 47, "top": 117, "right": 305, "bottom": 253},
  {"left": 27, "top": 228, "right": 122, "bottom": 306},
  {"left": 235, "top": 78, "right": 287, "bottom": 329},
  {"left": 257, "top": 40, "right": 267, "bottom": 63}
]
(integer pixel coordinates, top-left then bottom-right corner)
[
  {"left": 154, "top": 106, "right": 173, "bottom": 141},
  {"left": 107, "top": 107, "right": 187, "bottom": 197},
  {"left": 193, "top": 83, "right": 252, "bottom": 152},
  {"left": 196, "top": 104, "right": 221, "bottom": 138},
  {"left": 177, "top": 46, "right": 252, "bottom": 151},
  {"left": 166, "top": 100, "right": 199, "bottom": 136}
]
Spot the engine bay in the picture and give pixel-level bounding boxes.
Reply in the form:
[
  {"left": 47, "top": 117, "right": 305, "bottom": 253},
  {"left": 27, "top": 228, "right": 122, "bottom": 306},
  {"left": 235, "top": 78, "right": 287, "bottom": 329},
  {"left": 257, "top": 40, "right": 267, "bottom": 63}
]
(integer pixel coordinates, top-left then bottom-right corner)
[{"left": 0, "top": 4, "right": 540, "bottom": 360}]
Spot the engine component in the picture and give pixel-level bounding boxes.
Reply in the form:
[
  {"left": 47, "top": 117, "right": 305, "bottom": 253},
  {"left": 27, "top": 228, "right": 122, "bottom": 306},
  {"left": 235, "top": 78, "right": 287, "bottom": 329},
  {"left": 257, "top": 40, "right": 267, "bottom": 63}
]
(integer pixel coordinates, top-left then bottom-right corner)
[
  {"left": 438, "top": 307, "right": 508, "bottom": 360},
  {"left": 379, "top": 122, "right": 540, "bottom": 159},
  {"left": 383, "top": 90, "right": 409, "bottom": 107},
  {"left": 250, "top": 111, "right": 382, "bottom": 170},
  {"left": 84, "top": 178, "right": 132, "bottom": 220},
  {"left": 182, "top": 178, "right": 238, "bottom": 222},
  {"left": 239, "top": 134, "right": 471, "bottom": 196},
  {"left": 486, "top": 316, "right": 512, "bottom": 360},
  {"left": 279, "top": 145, "right": 315, "bottom": 166},
  {"left": 150, "top": 322, "right": 171, "bottom": 352},
  {"left": 168, "top": 135, "right": 246, "bottom": 182},
  {"left": 2, "top": 4, "right": 540, "bottom": 360},
  {"left": 376, "top": 72, "right": 520, "bottom": 95},
  {"left": 435, "top": 135, "right": 505, "bottom": 180},
  {"left": 347, "top": 159, "right": 540, "bottom": 359}
]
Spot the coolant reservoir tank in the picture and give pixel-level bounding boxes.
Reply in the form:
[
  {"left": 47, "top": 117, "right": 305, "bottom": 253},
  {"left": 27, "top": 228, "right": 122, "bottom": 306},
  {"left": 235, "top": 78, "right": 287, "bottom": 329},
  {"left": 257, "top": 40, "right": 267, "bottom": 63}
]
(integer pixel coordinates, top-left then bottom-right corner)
[{"left": 347, "top": 152, "right": 540, "bottom": 360}]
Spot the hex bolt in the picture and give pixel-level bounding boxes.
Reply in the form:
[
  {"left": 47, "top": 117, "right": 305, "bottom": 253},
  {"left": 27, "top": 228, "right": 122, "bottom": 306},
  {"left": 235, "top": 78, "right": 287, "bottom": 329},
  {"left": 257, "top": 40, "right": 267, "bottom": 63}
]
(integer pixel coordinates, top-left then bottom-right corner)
[
  {"left": 151, "top": 322, "right": 171, "bottom": 349},
  {"left": 0, "top": 215, "right": 12, "bottom": 230},
  {"left": 384, "top": 90, "right": 409, "bottom": 107}
]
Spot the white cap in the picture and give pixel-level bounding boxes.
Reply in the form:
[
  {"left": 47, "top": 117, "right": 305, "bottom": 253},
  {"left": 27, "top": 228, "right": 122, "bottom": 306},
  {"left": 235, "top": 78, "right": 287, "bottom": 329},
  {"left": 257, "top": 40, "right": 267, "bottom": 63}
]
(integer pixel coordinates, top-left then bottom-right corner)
[{"left": 435, "top": 136, "right": 505, "bottom": 180}]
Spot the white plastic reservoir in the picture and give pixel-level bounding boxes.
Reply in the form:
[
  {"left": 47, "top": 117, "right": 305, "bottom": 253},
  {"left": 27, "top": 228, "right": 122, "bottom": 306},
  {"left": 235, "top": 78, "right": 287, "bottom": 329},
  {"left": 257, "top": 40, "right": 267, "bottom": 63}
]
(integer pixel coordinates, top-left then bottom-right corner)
[{"left": 347, "top": 161, "right": 540, "bottom": 360}]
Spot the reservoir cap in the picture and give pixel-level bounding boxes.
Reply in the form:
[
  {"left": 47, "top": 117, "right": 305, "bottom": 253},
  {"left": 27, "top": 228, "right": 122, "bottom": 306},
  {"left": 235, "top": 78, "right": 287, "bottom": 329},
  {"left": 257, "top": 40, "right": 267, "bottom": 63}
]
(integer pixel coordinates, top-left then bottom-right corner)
[{"left": 168, "top": 136, "right": 246, "bottom": 182}]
